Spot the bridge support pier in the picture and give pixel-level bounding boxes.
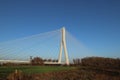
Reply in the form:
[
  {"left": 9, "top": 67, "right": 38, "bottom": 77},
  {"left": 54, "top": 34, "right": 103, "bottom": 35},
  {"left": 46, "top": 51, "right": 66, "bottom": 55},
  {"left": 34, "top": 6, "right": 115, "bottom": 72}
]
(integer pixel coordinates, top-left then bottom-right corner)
[{"left": 58, "top": 27, "right": 69, "bottom": 65}]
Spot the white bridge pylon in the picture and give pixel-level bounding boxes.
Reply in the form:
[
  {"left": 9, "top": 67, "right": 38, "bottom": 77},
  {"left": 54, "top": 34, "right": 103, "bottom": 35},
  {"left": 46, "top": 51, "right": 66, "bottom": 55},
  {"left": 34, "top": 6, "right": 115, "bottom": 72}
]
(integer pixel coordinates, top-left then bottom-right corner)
[{"left": 58, "top": 27, "right": 69, "bottom": 65}]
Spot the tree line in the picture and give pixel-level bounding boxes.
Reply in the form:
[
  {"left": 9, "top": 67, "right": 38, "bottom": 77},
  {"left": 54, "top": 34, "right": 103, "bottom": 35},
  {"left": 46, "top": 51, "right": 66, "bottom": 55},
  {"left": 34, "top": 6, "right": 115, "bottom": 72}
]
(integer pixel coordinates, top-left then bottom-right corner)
[{"left": 73, "top": 57, "right": 120, "bottom": 70}]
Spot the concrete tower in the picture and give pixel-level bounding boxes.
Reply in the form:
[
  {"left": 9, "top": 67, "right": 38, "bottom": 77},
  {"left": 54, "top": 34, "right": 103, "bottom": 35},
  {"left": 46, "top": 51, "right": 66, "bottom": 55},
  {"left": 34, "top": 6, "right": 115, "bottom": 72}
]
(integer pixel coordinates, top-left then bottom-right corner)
[{"left": 58, "top": 27, "right": 69, "bottom": 65}]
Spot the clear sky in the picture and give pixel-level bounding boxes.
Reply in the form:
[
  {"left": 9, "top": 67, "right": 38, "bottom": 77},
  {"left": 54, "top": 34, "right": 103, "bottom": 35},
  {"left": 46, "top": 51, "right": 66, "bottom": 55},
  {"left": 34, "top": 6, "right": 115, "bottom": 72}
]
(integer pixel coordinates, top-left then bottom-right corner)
[{"left": 0, "top": 0, "right": 120, "bottom": 58}]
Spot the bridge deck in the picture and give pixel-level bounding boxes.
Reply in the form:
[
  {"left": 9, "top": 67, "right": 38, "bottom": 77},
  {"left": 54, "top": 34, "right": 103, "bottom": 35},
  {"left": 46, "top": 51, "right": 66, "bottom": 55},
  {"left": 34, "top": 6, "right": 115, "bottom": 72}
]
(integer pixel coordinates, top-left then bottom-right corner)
[{"left": 0, "top": 60, "right": 62, "bottom": 65}]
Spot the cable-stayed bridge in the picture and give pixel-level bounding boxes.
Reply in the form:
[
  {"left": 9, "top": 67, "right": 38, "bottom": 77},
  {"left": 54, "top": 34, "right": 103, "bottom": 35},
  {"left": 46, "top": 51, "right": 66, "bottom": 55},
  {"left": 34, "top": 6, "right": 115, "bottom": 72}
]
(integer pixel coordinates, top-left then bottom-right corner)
[{"left": 0, "top": 27, "right": 91, "bottom": 65}]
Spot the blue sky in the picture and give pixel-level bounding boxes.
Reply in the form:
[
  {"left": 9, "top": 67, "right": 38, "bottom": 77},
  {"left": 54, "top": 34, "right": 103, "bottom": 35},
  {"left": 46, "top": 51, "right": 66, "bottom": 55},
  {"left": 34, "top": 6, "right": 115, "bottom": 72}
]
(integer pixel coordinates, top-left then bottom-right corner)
[{"left": 0, "top": 0, "right": 120, "bottom": 58}]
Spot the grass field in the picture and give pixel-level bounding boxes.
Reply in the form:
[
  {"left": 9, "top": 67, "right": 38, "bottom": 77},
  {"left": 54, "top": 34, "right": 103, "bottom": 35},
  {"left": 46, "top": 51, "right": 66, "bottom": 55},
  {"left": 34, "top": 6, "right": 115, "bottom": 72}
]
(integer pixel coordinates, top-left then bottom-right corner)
[{"left": 0, "top": 66, "right": 74, "bottom": 78}]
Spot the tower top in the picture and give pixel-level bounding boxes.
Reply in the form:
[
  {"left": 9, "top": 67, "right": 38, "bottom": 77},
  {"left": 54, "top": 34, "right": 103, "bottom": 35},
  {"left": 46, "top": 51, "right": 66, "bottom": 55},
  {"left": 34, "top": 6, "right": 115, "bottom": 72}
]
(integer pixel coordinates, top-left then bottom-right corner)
[
  {"left": 62, "top": 27, "right": 65, "bottom": 30},
  {"left": 61, "top": 27, "right": 66, "bottom": 34}
]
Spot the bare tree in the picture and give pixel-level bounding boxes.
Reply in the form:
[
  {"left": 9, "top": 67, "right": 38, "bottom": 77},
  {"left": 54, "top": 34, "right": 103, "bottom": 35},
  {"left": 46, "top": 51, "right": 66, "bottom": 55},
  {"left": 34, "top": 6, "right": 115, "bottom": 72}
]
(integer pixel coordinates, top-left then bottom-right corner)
[{"left": 31, "top": 57, "right": 44, "bottom": 65}]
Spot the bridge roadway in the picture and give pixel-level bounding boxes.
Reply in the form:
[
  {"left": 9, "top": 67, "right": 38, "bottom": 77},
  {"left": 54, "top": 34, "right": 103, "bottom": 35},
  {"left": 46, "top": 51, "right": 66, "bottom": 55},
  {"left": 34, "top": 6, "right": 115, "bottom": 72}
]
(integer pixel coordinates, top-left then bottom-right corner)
[
  {"left": 0, "top": 60, "right": 62, "bottom": 65},
  {"left": 0, "top": 60, "right": 30, "bottom": 64}
]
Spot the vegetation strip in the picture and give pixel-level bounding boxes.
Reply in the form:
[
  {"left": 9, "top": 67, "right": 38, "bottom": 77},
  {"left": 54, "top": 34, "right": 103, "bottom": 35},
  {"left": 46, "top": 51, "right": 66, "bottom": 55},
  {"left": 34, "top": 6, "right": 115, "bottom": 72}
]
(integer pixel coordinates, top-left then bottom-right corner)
[{"left": 0, "top": 66, "right": 74, "bottom": 78}]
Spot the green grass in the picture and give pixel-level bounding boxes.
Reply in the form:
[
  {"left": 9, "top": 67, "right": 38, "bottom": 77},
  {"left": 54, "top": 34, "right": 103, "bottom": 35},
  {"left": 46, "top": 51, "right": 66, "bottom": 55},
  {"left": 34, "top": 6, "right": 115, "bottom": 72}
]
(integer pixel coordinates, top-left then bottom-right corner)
[{"left": 0, "top": 66, "right": 75, "bottom": 78}]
